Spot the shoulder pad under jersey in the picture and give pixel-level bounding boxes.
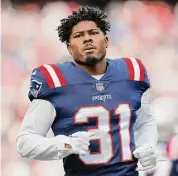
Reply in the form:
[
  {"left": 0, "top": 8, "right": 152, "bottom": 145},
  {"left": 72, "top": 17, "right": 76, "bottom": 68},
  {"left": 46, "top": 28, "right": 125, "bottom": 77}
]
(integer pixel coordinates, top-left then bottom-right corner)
[
  {"left": 28, "top": 64, "right": 67, "bottom": 101},
  {"left": 121, "top": 57, "right": 150, "bottom": 88}
]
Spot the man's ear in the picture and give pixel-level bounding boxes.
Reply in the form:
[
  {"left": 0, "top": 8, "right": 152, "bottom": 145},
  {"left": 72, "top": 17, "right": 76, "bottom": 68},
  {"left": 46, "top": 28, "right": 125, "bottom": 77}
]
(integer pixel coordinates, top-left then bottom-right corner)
[
  {"left": 67, "top": 43, "right": 72, "bottom": 55},
  {"left": 105, "top": 36, "right": 109, "bottom": 48}
]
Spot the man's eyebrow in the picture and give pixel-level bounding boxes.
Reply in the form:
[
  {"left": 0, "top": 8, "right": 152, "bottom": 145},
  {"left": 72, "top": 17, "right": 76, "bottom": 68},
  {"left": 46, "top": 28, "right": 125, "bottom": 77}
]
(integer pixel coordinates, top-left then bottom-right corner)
[{"left": 73, "top": 29, "right": 99, "bottom": 35}]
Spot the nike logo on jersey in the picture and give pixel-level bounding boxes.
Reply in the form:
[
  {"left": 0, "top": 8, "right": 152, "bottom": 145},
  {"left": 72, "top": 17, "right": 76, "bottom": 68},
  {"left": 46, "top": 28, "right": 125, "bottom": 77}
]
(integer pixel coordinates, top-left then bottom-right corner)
[
  {"left": 92, "top": 94, "right": 112, "bottom": 102},
  {"left": 32, "top": 70, "right": 36, "bottom": 75}
]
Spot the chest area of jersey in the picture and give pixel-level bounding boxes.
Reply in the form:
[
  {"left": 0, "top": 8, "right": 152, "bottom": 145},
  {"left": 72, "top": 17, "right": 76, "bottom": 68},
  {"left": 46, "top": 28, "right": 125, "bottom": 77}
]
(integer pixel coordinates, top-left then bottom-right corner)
[{"left": 52, "top": 81, "right": 144, "bottom": 119}]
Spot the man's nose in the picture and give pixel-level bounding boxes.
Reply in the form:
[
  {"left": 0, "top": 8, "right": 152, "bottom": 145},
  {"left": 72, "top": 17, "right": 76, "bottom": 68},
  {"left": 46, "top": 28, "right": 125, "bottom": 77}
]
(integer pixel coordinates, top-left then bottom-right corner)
[{"left": 83, "top": 34, "right": 93, "bottom": 44}]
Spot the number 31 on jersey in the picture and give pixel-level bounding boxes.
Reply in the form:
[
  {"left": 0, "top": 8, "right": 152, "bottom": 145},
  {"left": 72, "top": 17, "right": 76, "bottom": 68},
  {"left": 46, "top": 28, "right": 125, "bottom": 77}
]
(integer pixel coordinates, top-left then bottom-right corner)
[{"left": 74, "top": 104, "right": 132, "bottom": 165}]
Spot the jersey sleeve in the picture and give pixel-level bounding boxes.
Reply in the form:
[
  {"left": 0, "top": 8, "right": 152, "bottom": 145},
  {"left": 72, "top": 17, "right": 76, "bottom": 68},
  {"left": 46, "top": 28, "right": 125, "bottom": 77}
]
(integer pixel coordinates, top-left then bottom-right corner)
[
  {"left": 28, "top": 67, "right": 51, "bottom": 101},
  {"left": 28, "top": 64, "right": 67, "bottom": 102},
  {"left": 122, "top": 57, "right": 150, "bottom": 88}
]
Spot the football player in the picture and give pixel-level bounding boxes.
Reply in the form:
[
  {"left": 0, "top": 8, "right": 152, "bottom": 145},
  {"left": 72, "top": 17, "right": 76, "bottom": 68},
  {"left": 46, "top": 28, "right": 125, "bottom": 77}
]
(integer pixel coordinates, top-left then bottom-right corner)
[{"left": 17, "top": 6, "right": 158, "bottom": 176}]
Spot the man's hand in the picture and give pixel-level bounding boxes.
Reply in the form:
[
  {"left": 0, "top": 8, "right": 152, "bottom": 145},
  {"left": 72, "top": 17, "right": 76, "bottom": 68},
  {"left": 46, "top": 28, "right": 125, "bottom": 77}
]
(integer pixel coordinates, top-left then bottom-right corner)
[
  {"left": 65, "top": 131, "right": 94, "bottom": 155},
  {"left": 133, "top": 145, "right": 157, "bottom": 171}
]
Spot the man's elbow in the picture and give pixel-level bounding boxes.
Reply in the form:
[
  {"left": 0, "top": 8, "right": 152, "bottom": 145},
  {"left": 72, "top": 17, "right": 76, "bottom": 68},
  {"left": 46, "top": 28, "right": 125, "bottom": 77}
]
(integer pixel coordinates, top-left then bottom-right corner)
[{"left": 16, "top": 135, "right": 30, "bottom": 158}]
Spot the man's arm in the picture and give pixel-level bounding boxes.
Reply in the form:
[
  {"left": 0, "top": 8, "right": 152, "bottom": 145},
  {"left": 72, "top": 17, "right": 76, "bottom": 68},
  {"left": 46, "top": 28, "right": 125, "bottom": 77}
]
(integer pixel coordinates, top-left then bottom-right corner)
[
  {"left": 16, "top": 99, "right": 91, "bottom": 160},
  {"left": 134, "top": 89, "right": 158, "bottom": 149},
  {"left": 133, "top": 89, "right": 158, "bottom": 171}
]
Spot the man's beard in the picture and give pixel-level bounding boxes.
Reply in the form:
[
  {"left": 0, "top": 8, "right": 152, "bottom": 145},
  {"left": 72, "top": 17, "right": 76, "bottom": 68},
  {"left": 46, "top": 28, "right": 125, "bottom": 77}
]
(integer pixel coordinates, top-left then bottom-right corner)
[{"left": 75, "top": 56, "right": 103, "bottom": 66}]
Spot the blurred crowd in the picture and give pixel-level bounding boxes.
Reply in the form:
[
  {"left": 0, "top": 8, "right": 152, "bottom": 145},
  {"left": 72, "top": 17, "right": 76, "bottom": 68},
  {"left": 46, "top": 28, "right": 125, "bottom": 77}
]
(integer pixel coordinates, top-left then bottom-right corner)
[{"left": 1, "top": 0, "right": 178, "bottom": 176}]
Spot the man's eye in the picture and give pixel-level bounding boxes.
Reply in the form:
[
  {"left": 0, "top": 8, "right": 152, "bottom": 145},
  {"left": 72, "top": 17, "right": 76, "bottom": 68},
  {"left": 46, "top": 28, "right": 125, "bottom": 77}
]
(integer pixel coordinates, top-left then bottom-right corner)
[
  {"left": 74, "top": 34, "right": 81, "bottom": 38},
  {"left": 91, "top": 31, "right": 99, "bottom": 35}
]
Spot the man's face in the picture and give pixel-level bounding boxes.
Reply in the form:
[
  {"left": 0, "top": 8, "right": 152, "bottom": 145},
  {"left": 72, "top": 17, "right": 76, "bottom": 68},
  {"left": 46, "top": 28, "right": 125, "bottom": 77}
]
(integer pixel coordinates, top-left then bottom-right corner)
[{"left": 67, "top": 21, "right": 108, "bottom": 65}]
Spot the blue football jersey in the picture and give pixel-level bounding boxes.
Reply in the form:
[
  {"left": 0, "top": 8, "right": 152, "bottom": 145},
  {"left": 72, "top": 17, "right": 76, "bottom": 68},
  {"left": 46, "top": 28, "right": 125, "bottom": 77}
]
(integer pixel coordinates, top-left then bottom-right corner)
[{"left": 29, "top": 58, "right": 150, "bottom": 176}]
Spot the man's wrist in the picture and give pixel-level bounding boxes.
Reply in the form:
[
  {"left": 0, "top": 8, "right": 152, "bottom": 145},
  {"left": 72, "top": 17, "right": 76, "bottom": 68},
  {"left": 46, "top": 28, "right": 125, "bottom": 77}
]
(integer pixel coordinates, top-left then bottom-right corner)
[{"left": 65, "top": 143, "right": 72, "bottom": 149}]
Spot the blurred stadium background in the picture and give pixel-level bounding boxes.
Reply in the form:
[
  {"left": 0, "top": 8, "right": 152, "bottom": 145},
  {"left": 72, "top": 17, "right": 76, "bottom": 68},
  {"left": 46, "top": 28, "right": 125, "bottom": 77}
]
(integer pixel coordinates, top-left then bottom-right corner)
[{"left": 1, "top": 0, "right": 178, "bottom": 175}]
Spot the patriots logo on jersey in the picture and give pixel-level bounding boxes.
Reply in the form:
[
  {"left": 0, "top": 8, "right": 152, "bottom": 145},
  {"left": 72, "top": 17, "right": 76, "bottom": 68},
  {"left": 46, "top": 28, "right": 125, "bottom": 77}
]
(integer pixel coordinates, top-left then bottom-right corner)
[
  {"left": 29, "top": 80, "right": 42, "bottom": 98},
  {"left": 95, "top": 82, "right": 105, "bottom": 91}
]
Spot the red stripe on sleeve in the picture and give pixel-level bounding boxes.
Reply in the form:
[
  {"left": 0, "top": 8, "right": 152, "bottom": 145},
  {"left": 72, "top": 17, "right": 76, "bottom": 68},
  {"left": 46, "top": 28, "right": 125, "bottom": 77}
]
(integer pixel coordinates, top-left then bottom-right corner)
[
  {"left": 123, "top": 58, "right": 135, "bottom": 80},
  {"left": 135, "top": 58, "right": 145, "bottom": 81},
  {"left": 38, "top": 65, "right": 55, "bottom": 88},
  {"left": 50, "top": 64, "right": 67, "bottom": 86}
]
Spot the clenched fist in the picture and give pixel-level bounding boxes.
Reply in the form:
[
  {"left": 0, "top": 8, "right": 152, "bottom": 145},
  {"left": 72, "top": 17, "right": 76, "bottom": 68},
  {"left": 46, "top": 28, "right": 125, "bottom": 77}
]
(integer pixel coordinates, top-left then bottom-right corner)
[{"left": 133, "top": 145, "right": 157, "bottom": 171}]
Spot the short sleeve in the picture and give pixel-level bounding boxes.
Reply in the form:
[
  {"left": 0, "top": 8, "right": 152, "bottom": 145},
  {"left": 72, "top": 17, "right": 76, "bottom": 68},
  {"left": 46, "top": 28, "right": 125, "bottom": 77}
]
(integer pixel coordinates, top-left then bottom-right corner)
[
  {"left": 28, "top": 64, "right": 67, "bottom": 103},
  {"left": 122, "top": 57, "right": 150, "bottom": 89},
  {"left": 28, "top": 68, "right": 51, "bottom": 101}
]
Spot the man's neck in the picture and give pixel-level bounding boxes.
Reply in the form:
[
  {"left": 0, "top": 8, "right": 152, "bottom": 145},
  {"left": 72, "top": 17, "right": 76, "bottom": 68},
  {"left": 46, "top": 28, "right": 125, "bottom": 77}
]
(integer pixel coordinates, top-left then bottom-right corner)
[{"left": 74, "top": 59, "right": 107, "bottom": 75}]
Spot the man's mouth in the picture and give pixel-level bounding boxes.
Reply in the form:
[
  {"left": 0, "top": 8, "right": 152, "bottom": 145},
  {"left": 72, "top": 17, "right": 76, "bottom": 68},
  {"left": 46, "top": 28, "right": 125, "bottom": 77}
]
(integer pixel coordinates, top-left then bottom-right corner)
[{"left": 83, "top": 45, "right": 96, "bottom": 51}]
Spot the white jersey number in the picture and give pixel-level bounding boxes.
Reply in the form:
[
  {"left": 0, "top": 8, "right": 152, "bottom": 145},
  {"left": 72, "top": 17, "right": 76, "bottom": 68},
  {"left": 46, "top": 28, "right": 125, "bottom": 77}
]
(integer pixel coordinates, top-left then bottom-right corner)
[{"left": 74, "top": 104, "right": 132, "bottom": 165}]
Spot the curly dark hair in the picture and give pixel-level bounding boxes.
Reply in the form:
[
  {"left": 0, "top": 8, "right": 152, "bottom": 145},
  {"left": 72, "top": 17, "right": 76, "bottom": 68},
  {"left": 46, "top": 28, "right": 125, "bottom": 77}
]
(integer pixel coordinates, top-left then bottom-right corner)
[{"left": 57, "top": 6, "right": 110, "bottom": 44}]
